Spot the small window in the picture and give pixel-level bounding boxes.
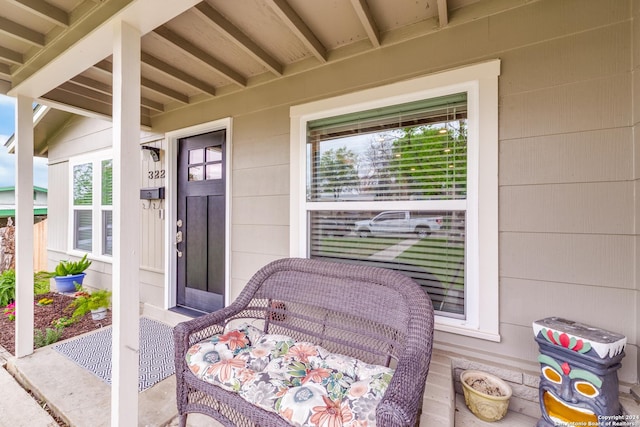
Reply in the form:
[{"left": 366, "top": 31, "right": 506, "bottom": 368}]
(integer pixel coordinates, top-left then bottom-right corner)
[{"left": 69, "top": 151, "right": 113, "bottom": 258}]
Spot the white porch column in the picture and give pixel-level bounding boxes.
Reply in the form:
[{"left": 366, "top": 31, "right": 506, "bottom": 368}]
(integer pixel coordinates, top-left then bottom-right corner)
[
  {"left": 111, "top": 21, "right": 141, "bottom": 427},
  {"left": 14, "top": 95, "right": 34, "bottom": 358}
]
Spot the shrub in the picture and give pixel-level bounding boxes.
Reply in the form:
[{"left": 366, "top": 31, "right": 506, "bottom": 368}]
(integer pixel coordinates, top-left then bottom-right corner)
[
  {"left": 34, "top": 271, "right": 53, "bottom": 295},
  {"left": 0, "top": 269, "right": 15, "bottom": 307},
  {"left": 68, "top": 287, "right": 111, "bottom": 320},
  {"left": 0, "top": 269, "right": 55, "bottom": 307},
  {"left": 34, "top": 327, "right": 64, "bottom": 348}
]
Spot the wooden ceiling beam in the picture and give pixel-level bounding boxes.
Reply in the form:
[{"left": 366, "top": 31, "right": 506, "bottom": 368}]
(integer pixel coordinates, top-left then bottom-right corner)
[
  {"left": 92, "top": 60, "right": 189, "bottom": 104},
  {"left": 264, "top": 0, "right": 326, "bottom": 63},
  {"left": 350, "top": 0, "right": 380, "bottom": 48},
  {"left": 0, "top": 16, "right": 45, "bottom": 47},
  {"left": 437, "top": 0, "right": 449, "bottom": 27},
  {"left": 11, "top": 0, "right": 70, "bottom": 27},
  {"left": 141, "top": 52, "right": 218, "bottom": 97},
  {"left": 0, "top": 64, "right": 11, "bottom": 80},
  {"left": 69, "top": 75, "right": 164, "bottom": 113},
  {"left": 141, "top": 77, "right": 189, "bottom": 105},
  {"left": 43, "top": 87, "right": 152, "bottom": 127},
  {"left": 59, "top": 81, "right": 110, "bottom": 104},
  {"left": 0, "top": 46, "right": 24, "bottom": 65},
  {"left": 193, "top": 2, "right": 283, "bottom": 76},
  {"left": 70, "top": 75, "right": 111, "bottom": 94},
  {"left": 153, "top": 26, "right": 246, "bottom": 88}
]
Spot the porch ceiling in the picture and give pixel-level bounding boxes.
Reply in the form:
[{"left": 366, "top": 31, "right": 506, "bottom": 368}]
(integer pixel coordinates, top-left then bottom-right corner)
[{"left": 0, "top": 0, "right": 483, "bottom": 131}]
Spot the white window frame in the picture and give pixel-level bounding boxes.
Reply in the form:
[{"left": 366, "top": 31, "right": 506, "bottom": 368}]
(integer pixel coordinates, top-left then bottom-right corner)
[
  {"left": 68, "top": 149, "right": 113, "bottom": 262},
  {"left": 290, "top": 60, "right": 500, "bottom": 341}
]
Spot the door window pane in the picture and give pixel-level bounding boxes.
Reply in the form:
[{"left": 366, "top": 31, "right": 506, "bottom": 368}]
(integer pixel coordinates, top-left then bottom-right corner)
[
  {"left": 189, "top": 149, "right": 204, "bottom": 164},
  {"left": 206, "top": 164, "right": 222, "bottom": 180},
  {"left": 206, "top": 146, "right": 222, "bottom": 162},
  {"left": 188, "top": 166, "right": 204, "bottom": 181}
]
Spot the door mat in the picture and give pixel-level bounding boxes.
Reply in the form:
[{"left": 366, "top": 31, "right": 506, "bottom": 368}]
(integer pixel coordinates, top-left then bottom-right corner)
[{"left": 53, "top": 317, "right": 175, "bottom": 392}]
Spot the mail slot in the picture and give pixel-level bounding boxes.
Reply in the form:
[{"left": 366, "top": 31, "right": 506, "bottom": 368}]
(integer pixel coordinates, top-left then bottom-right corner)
[{"left": 140, "top": 187, "right": 165, "bottom": 200}]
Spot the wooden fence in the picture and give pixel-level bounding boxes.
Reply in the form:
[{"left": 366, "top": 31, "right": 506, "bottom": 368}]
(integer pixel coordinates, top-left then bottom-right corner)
[
  {"left": 0, "top": 218, "right": 48, "bottom": 273},
  {"left": 34, "top": 219, "right": 47, "bottom": 272}
]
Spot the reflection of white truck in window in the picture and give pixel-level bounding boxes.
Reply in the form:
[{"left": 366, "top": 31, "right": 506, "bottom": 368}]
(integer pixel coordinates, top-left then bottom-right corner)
[{"left": 354, "top": 211, "right": 443, "bottom": 238}]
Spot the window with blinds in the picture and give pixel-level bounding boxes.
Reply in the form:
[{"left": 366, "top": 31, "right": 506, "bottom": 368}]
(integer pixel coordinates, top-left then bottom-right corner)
[
  {"left": 70, "top": 152, "right": 113, "bottom": 258},
  {"left": 101, "top": 160, "right": 113, "bottom": 256},
  {"left": 73, "top": 163, "right": 93, "bottom": 251},
  {"left": 305, "top": 93, "right": 468, "bottom": 318}
]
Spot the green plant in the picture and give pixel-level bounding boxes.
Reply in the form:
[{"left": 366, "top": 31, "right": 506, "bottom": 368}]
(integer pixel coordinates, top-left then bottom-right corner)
[
  {"left": 54, "top": 254, "right": 92, "bottom": 276},
  {"left": 34, "top": 271, "right": 53, "bottom": 295},
  {"left": 0, "top": 269, "right": 16, "bottom": 307},
  {"left": 34, "top": 327, "right": 64, "bottom": 348},
  {"left": 52, "top": 316, "right": 75, "bottom": 328},
  {"left": 0, "top": 269, "right": 52, "bottom": 306},
  {"left": 68, "top": 287, "right": 111, "bottom": 319}
]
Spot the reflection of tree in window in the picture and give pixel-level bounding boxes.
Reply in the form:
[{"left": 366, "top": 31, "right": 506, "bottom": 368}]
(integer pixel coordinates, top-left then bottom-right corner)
[
  {"left": 389, "top": 123, "right": 467, "bottom": 200},
  {"left": 101, "top": 160, "right": 112, "bottom": 205},
  {"left": 317, "top": 147, "right": 358, "bottom": 199},
  {"left": 73, "top": 163, "right": 93, "bottom": 205}
]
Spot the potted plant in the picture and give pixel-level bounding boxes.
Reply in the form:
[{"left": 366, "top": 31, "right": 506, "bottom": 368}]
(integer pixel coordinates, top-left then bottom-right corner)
[
  {"left": 68, "top": 287, "right": 111, "bottom": 321},
  {"left": 53, "top": 254, "right": 91, "bottom": 293},
  {"left": 460, "top": 370, "right": 512, "bottom": 422}
]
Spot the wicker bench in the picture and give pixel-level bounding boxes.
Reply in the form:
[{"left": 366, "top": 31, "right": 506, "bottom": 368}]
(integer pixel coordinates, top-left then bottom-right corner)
[{"left": 173, "top": 257, "right": 435, "bottom": 427}]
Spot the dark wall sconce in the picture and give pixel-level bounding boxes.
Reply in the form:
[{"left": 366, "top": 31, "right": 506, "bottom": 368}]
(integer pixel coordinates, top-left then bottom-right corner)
[{"left": 141, "top": 145, "right": 161, "bottom": 162}]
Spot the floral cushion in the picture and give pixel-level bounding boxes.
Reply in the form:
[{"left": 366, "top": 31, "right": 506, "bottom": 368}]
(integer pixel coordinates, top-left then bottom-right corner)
[{"left": 186, "top": 324, "right": 394, "bottom": 427}]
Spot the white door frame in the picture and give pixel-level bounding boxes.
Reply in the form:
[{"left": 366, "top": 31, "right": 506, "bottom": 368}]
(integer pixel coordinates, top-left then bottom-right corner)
[{"left": 163, "top": 118, "right": 233, "bottom": 310}]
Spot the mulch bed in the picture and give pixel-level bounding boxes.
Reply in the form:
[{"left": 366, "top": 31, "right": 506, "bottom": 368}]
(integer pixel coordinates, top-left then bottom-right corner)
[{"left": 0, "top": 292, "right": 112, "bottom": 355}]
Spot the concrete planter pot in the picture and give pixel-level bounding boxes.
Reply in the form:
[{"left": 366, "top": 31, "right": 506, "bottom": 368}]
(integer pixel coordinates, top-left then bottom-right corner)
[
  {"left": 90, "top": 307, "right": 107, "bottom": 320},
  {"left": 461, "top": 370, "right": 512, "bottom": 422}
]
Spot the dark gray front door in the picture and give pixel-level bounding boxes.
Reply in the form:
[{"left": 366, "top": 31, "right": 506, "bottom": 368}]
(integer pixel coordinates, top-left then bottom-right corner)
[{"left": 176, "top": 130, "right": 225, "bottom": 313}]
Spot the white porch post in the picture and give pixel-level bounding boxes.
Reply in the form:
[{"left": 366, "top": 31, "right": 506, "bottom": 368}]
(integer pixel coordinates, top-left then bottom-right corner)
[
  {"left": 111, "top": 21, "right": 141, "bottom": 427},
  {"left": 14, "top": 95, "right": 34, "bottom": 358}
]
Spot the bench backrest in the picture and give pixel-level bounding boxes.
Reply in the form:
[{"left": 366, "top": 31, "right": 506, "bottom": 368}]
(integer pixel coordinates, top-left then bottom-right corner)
[{"left": 226, "top": 258, "right": 433, "bottom": 367}]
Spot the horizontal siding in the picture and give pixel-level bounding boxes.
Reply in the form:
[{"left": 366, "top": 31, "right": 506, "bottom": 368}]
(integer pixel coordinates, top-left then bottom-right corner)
[
  {"left": 500, "top": 181, "right": 634, "bottom": 234},
  {"left": 232, "top": 195, "right": 289, "bottom": 226},
  {"left": 500, "top": 128, "right": 633, "bottom": 185},
  {"left": 501, "top": 233, "right": 634, "bottom": 289},
  {"left": 498, "top": 22, "right": 631, "bottom": 96},
  {"left": 231, "top": 225, "right": 289, "bottom": 256},
  {"left": 500, "top": 278, "right": 636, "bottom": 344},
  {"left": 47, "top": 116, "right": 113, "bottom": 164},
  {"left": 500, "top": 75, "right": 632, "bottom": 141}
]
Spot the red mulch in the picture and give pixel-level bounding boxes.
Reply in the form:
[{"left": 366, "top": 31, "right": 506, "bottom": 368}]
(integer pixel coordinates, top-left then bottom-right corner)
[{"left": 0, "top": 292, "right": 112, "bottom": 355}]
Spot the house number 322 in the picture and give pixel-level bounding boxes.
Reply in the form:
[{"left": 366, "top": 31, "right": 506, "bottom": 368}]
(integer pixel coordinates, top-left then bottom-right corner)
[{"left": 148, "top": 170, "right": 166, "bottom": 179}]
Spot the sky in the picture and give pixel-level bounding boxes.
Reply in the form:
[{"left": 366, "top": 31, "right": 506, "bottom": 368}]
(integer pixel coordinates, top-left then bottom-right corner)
[{"left": 0, "top": 95, "right": 48, "bottom": 189}]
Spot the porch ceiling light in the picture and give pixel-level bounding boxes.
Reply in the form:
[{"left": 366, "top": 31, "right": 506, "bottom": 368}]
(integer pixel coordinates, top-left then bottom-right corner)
[{"left": 141, "top": 145, "right": 161, "bottom": 162}]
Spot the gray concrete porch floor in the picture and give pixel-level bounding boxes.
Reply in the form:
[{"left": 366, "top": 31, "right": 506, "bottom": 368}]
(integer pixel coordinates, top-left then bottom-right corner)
[
  {"left": 0, "top": 304, "right": 541, "bottom": 427},
  {"left": 1, "top": 307, "right": 221, "bottom": 427}
]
